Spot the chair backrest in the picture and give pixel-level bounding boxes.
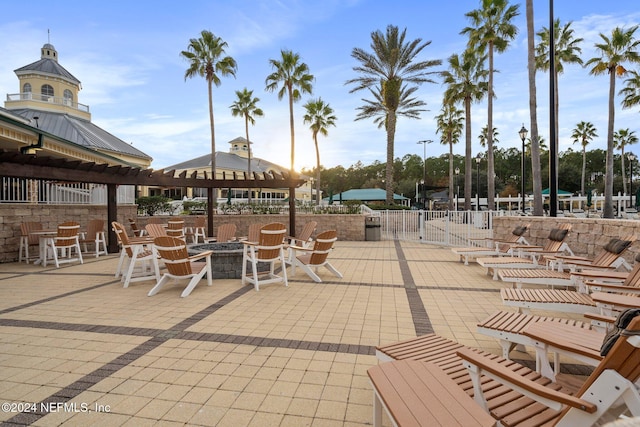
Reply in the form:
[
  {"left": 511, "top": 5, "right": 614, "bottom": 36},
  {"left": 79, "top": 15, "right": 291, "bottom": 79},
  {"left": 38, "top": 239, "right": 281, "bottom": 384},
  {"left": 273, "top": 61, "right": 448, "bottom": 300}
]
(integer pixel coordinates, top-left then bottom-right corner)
[
  {"left": 112, "top": 221, "right": 134, "bottom": 257},
  {"left": 128, "top": 219, "right": 142, "bottom": 236},
  {"left": 256, "top": 223, "right": 287, "bottom": 261},
  {"left": 56, "top": 221, "right": 80, "bottom": 247},
  {"left": 506, "top": 224, "right": 529, "bottom": 243},
  {"left": 308, "top": 230, "right": 338, "bottom": 266},
  {"left": 153, "top": 236, "right": 192, "bottom": 276},
  {"left": 21, "top": 221, "right": 43, "bottom": 245},
  {"left": 297, "top": 221, "right": 318, "bottom": 243},
  {"left": 542, "top": 223, "right": 572, "bottom": 252},
  {"left": 146, "top": 223, "right": 167, "bottom": 238},
  {"left": 167, "top": 220, "right": 185, "bottom": 238},
  {"left": 592, "top": 234, "right": 636, "bottom": 267},
  {"left": 246, "top": 223, "right": 263, "bottom": 243},
  {"left": 84, "top": 219, "right": 105, "bottom": 240},
  {"left": 622, "top": 253, "right": 640, "bottom": 291},
  {"left": 216, "top": 223, "right": 237, "bottom": 242},
  {"left": 560, "top": 315, "right": 640, "bottom": 419}
]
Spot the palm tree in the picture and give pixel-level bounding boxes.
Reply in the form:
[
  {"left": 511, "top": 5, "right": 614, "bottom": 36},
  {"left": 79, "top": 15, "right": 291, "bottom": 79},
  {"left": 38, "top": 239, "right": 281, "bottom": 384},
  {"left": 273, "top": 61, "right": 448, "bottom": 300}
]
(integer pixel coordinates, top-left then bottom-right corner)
[
  {"left": 536, "top": 20, "right": 584, "bottom": 152},
  {"left": 229, "top": 88, "right": 264, "bottom": 204},
  {"left": 462, "top": 0, "right": 520, "bottom": 210},
  {"left": 478, "top": 126, "right": 499, "bottom": 148},
  {"left": 571, "top": 121, "right": 598, "bottom": 196},
  {"left": 525, "top": 0, "right": 543, "bottom": 216},
  {"left": 265, "top": 49, "right": 314, "bottom": 172},
  {"left": 181, "top": 30, "right": 237, "bottom": 236},
  {"left": 181, "top": 30, "right": 237, "bottom": 177},
  {"left": 614, "top": 128, "right": 639, "bottom": 195},
  {"left": 441, "top": 48, "right": 488, "bottom": 210},
  {"left": 302, "top": 98, "right": 337, "bottom": 205},
  {"left": 346, "top": 25, "right": 441, "bottom": 204},
  {"left": 585, "top": 26, "right": 640, "bottom": 218},
  {"left": 435, "top": 102, "right": 464, "bottom": 210},
  {"left": 620, "top": 70, "right": 640, "bottom": 109}
]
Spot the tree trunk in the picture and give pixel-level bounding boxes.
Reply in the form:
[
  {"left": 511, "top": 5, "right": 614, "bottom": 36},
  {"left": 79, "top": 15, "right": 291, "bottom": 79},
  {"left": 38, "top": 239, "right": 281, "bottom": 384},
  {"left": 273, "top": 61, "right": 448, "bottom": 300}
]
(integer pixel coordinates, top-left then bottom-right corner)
[
  {"left": 487, "top": 43, "right": 495, "bottom": 210},
  {"left": 314, "top": 133, "right": 321, "bottom": 206},
  {"left": 246, "top": 116, "right": 252, "bottom": 204},
  {"left": 288, "top": 84, "right": 295, "bottom": 172},
  {"left": 581, "top": 146, "right": 586, "bottom": 196},
  {"left": 448, "top": 136, "right": 454, "bottom": 210},
  {"left": 464, "top": 97, "right": 472, "bottom": 210},
  {"left": 604, "top": 69, "right": 616, "bottom": 218},
  {"left": 526, "top": 0, "right": 543, "bottom": 216},
  {"left": 386, "top": 112, "right": 397, "bottom": 205}
]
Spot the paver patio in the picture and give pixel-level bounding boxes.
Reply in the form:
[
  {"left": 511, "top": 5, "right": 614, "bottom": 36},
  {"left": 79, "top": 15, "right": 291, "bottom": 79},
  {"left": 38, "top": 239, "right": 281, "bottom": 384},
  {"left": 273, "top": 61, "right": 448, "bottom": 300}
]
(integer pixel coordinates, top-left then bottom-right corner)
[{"left": 0, "top": 240, "right": 591, "bottom": 426}]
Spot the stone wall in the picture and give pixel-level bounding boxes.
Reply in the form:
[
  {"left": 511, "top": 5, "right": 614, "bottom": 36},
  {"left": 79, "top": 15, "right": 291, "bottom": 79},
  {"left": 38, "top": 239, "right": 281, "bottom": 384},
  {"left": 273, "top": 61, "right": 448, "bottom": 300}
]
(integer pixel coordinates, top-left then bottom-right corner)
[
  {"left": 136, "top": 214, "right": 366, "bottom": 243},
  {"left": 493, "top": 216, "right": 640, "bottom": 265},
  {"left": 1, "top": 206, "right": 367, "bottom": 263},
  {"left": 0, "top": 204, "right": 138, "bottom": 263}
]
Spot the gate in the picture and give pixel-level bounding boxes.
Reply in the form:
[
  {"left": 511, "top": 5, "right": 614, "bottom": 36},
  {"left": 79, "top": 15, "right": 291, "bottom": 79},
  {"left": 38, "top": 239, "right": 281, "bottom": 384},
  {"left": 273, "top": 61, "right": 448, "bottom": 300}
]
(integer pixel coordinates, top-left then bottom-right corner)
[{"left": 378, "top": 210, "right": 505, "bottom": 246}]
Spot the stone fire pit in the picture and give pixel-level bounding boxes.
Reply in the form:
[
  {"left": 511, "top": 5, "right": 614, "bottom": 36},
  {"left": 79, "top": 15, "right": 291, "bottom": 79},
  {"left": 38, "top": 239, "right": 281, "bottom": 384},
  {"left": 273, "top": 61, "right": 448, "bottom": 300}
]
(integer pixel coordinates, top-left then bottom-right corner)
[{"left": 188, "top": 242, "right": 244, "bottom": 279}]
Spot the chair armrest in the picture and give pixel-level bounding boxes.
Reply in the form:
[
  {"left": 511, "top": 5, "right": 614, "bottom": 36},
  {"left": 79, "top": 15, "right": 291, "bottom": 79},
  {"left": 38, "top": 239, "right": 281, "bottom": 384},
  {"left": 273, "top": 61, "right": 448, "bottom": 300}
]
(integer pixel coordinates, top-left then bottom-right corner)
[
  {"left": 584, "top": 281, "right": 638, "bottom": 293},
  {"left": 289, "top": 245, "right": 312, "bottom": 252},
  {"left": 456, "top": 347, "right": 597, "bottom": 413},
  {"left": 572, "top": 270, "right": 628, "bottom": 280},
  {"left": 554, "top": 255, "right": 591, "bottom": 262},
  {"left": 583, "top": 312, "right": 616, "bottom": 324},
  {"left": 188, "top": 250, "right": 214, "bottom": 262},
  {"left": 591, "top": 292, "right": 640, "bottom": 308},
  {"left": 511, "top": 244, "right": 543, "bottom": 250}
]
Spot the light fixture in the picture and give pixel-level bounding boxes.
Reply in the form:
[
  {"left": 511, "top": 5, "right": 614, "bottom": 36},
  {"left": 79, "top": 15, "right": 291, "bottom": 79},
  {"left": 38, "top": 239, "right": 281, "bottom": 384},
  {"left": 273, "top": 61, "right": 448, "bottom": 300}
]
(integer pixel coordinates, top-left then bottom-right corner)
[
  {"left": 519, "top": 124, "right": 528, "bottom": 214},
  {"left": 21, "top": 118, "right": 44, "bottom": 155}
]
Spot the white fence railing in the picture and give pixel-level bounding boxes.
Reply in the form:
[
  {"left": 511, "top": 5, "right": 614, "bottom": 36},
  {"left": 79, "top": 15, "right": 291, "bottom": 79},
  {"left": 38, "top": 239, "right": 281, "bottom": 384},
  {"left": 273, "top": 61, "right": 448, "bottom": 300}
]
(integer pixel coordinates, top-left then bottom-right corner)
[
  {"left": 0, "top": 178, "right": 135, "bottom": 204},
  {"left": 378, "top": 210, "right": 514, "bottom": 246}
]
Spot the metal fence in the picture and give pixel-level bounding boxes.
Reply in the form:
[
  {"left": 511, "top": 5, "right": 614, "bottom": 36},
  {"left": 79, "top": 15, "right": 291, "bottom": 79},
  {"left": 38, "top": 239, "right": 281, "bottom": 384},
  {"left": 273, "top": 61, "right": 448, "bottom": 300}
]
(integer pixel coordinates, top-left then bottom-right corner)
[
  {"left": 378, "top": 210, "right": 511, "bottom": 246},
  {"left": 0, "top": 178, "right": 135, "bottom": 204}
]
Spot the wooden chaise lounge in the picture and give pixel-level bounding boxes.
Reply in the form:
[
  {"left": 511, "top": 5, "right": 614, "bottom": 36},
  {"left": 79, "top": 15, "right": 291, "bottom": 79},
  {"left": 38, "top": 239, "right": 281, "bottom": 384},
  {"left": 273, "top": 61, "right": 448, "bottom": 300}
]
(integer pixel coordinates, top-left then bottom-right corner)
[
  {"left": 497, "top": 236, "right": 636, "bottom": 290},
  {"left": 370, "top": 312, "right": 640, "bottom": 426},
  {"left": 501, "top": 259, "right": 640, "bottom": 314},
  {"left": 451, "top": 224, "right": 530, "bottom": 266},
  {"left": 476, "top": 224, "right": 573, "bottom": 279}
]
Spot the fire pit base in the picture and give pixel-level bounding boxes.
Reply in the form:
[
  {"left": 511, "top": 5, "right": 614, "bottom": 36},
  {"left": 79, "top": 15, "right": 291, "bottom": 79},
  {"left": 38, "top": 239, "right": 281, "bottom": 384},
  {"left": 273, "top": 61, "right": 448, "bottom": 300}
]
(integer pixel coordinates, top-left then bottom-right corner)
[{"left": 188, "top": 242, "right": 269, "bottom": 279}]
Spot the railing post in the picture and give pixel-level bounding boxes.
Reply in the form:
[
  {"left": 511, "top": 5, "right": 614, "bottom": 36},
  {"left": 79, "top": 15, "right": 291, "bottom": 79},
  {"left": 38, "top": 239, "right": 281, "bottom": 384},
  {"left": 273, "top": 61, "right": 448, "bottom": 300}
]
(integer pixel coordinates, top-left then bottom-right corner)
[{"left": 418, "top": 210, "right": 424, "bottom": 241}]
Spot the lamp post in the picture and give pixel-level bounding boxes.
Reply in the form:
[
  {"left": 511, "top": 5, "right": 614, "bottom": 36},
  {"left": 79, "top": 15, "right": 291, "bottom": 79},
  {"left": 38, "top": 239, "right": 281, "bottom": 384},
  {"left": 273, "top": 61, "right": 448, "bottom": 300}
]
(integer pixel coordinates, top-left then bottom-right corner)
[
  {"left": 519, "top": 125, "right": 528, "bottom": 214},
  {"left": 475, "top": 155, "right": 481, "bottom": 211},
  {"left": 454, "top": 167, "right": 460, "bottom": 211},
  {"left": 629, "top": 153, "right": 637, "bottom": 208},
  {"left": 417, "top": 140, "right": 432, "bottom": 209}
]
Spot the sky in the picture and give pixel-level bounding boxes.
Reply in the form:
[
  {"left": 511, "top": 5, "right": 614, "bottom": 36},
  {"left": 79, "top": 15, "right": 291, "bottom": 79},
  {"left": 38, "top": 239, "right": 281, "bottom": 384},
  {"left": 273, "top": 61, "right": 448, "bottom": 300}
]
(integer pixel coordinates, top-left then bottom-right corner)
[{"left": 2, "top": 0, "right": 640, "bottom": 173}]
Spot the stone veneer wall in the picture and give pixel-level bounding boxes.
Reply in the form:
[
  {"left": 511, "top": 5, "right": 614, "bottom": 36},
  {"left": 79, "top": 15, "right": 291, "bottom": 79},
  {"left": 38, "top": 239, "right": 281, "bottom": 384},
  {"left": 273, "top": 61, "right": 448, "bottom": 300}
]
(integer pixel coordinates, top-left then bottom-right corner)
[
  {"left": 0, "top": 204, "right": 138, "bottom": 263},
  {"left": 1, "top": 207, "right": 366, "bottom": 263},
  {"left": 136, "top": 214, "right": 366, "bottom": 243},
  {"left": 493, "top": 215, "right": 640, "bottom": 265}
]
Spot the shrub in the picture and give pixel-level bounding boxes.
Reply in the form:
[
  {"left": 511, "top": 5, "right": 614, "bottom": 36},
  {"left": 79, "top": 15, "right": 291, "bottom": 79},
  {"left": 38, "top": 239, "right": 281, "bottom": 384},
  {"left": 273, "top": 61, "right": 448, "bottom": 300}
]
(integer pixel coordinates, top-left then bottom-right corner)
[{"left": 136, "top": 196, "right": 172, "bottom": 216}]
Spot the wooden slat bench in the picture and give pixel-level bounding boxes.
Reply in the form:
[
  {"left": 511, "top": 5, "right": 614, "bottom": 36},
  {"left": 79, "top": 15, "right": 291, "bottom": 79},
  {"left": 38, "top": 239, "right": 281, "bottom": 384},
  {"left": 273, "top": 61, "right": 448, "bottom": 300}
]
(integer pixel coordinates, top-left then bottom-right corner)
[{"left": 368, "top": 359, "right": 496, "bottom": 427}]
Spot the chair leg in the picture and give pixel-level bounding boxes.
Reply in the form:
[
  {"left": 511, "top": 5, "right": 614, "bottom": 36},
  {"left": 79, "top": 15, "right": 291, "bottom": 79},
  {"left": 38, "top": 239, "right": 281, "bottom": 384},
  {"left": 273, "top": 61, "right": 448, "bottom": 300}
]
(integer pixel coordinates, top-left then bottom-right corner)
[
  {"left": 148, "top": 275, "right": 170, "bottom": 296},
  {"left": 324, "top": 262, "right": 343, "bottom": 279}
]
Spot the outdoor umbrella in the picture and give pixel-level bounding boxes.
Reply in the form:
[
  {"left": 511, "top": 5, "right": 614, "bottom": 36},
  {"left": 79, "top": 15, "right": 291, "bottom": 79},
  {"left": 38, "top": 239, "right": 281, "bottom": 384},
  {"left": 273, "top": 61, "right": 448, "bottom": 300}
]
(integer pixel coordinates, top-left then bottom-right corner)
[
  {"left": 636, "top": 188, "right": 640, "bottom": 208},
  {"left": 586, "top": 190, "right": 593, "bottom": 208}
]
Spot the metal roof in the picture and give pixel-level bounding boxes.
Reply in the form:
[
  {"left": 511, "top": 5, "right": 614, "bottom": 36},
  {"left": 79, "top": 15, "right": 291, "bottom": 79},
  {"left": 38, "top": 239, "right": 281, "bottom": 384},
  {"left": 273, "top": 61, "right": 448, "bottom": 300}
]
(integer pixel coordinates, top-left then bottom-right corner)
[
  {"left": 14, "top": 57, "right": 81, "bottom": 85},
  {"left": 9, "top": 109, "right": 151, "bottom": 161},
  {"left": 324, "top": 188, "right": 409, "bottom": 201},
  {"left": 165, "top": 149, "right": 284, "bottom": 174}
]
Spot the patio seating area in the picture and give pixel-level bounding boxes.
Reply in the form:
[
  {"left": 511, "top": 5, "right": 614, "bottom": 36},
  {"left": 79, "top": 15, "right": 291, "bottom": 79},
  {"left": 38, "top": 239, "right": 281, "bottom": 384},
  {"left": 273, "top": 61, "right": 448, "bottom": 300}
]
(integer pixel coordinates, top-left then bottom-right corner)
[{"left": 0, "top": 240, "right": 612, "bottom": 426}]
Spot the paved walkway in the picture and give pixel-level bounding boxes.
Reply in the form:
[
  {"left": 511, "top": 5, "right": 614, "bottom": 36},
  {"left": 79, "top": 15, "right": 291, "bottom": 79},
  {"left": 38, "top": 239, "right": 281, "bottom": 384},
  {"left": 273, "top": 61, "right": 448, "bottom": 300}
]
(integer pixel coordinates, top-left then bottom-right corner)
[{"left": 0, "top": 240, "right": 586, "bottom": 426}]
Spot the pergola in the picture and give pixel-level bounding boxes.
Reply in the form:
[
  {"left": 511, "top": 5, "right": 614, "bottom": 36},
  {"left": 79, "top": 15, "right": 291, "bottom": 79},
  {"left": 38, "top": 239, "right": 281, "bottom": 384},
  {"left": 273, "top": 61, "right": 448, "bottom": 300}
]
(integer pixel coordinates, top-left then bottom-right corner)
[{"left": 0, "top": 150, "right": 305, "bottom": 252}]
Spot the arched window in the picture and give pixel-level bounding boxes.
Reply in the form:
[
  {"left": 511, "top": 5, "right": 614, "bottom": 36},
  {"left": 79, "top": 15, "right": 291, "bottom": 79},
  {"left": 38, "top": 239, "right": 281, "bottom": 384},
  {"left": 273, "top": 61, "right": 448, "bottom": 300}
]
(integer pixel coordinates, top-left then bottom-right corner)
[
  {"left": 22, "top": 83, "right": 32, "bottom": 100},
  {"left": 63, "top": 89, "right": 73, "bottom": 106},
  {"left": 41, "top": 84, "right": 54, "bottom": 101}
]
